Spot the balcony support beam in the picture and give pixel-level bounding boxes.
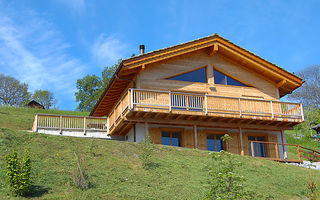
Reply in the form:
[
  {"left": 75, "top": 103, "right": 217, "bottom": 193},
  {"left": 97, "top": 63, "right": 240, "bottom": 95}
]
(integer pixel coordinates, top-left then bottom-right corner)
[
  {"left": 194, "top": 124, "right": 198, "bottom": 149},
  {"left": 239, "top": 127, "right": 244, "bottom": 156}
]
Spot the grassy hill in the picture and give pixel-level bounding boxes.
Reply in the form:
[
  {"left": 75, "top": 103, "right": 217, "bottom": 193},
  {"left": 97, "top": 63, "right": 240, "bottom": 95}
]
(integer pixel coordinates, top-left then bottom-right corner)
[{"left": 0, "top": 106, "right": 319, "bottom": 199}]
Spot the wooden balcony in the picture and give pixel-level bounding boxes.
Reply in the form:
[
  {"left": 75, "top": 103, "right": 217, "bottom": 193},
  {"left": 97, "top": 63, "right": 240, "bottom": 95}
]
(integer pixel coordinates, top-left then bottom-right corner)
[{"left": 108, "top": 88, "right": 304, "bottom": 135}]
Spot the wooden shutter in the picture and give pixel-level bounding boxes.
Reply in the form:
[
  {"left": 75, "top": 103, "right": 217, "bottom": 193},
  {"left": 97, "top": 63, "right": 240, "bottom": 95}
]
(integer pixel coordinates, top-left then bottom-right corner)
[
  {"left": 149, "top": 128, "right": 161, "bottom": 144},
  {"left": 183, "top": 130, "right": 195, "bottom": 148},
  {"left": 198, "top": 131, "right": 207, "bottom": 150},
  {"left": 227, "top": 133, "right": 240, "bottom": 154},
  {"left": 268, "top": 135, "right": 278, "bottom": 159}
]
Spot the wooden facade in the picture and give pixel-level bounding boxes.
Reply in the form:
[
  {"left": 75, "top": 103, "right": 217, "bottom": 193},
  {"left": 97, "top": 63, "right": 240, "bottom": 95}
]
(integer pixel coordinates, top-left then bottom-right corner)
[{"left": 89, "top": 34, "right": 305, "bottom": 161}]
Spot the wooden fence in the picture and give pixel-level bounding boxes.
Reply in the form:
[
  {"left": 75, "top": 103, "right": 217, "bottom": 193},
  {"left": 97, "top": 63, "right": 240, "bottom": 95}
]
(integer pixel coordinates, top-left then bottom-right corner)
[{"left": 32, "top": 114, "right": 108, "bottom": 133}]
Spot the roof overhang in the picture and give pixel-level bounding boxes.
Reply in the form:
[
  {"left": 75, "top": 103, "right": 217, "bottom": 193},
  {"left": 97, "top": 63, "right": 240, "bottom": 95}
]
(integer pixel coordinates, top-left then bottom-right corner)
[{"left": 90, "top": 34, "right": 303, "bottom": 117}]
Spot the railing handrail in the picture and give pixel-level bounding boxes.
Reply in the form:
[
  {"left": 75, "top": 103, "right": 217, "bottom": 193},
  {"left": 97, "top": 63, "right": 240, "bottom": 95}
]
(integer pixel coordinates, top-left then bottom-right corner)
[
  {"left": 36, "top": 113, "right": 107, "bottom": 119},
  {"left": 130, "top": 88, "right": 302, "bottom": 105}
]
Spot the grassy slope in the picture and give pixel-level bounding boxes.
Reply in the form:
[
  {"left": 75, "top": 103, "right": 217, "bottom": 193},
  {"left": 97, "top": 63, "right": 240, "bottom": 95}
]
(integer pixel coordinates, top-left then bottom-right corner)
[{"left": 0, "top": 106, "right": 319, "bottom": 199}]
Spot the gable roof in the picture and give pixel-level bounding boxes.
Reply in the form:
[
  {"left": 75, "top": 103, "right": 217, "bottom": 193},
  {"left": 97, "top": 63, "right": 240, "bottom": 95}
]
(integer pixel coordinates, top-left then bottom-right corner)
[{"left": 90, "top": 34, "right": 303, "bottom": 117}]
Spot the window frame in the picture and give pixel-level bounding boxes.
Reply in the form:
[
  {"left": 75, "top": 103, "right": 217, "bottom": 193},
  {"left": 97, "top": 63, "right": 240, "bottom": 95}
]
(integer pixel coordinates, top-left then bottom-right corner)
[
  {"left": 165, "top": 66, "right": 208, "bottom": 84},
  {"left": 213, "top": 68, "right": 248, "bottom": 87},
  {"left": 160, "top": 128, "right": 183, "bottom": 147},
  {"left": 205, "top": 131, "right": 227, "bottom": 152}
]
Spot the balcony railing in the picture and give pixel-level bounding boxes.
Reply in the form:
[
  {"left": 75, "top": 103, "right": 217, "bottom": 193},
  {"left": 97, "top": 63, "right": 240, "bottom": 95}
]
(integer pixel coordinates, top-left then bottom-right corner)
[
  {"left": 108, "top": 88, "right": 304, "bottom": 131},
  {"left": 32, "top": 114, "right": 108, "bottom": 133}
]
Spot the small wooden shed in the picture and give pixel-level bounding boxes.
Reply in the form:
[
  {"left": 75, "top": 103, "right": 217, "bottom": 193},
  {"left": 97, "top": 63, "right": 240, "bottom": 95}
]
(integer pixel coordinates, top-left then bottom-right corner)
[{"left": 27, "top": 100, "right": 45, "bottom": 109}]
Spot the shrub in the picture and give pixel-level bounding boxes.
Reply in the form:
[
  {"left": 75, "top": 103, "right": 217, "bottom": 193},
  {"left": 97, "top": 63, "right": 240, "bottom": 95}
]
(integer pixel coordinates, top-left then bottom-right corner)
[
  {"left": 204, "top": 134, "right": 255, "bottom": 200},
  {"left": 71, "top": 152, "right": 89, "bottom": 190},
  {"left": 5, "top": 150, "right": 32, "bottom": 197},
  {"left": 306, "top": 169, "right": 319, "bottom": 200},
  {"left": 139, "top": 138, "right": 154, "bottom": 169}
]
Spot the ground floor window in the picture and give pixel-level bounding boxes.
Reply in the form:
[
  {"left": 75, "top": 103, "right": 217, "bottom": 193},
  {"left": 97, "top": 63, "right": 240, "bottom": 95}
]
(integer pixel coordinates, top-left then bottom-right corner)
[
  {"left": 248, "top": 136, "right": 266, "bottom": 157},
  {"left": 207, "top": 134, "right": 225, "bottom": 152},
  {"left": 161, "top": 131, "right": 181, "bottom": 147}
]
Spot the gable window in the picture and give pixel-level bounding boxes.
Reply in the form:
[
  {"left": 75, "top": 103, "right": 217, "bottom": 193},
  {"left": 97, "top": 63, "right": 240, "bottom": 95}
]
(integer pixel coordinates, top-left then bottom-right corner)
[
  {"left": 161, "top": 131, "right": 182, "bottom": 147},
  {"left": 168, "top": 67, "right": 207, "bottom": 83},
  {"left": 213, "top": 70, "right": 247, "bottom": 87}
]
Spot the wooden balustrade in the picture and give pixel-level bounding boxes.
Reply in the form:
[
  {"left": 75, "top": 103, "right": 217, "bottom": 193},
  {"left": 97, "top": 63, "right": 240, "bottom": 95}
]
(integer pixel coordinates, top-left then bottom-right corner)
[
  {"left": 34, "top": 114, "right": 108, "bottom": 133},
  {"left": 248, "top": 141, "right": 320, "bottom": 162},
  {"left": 107, "top": 88, "right": 304, "bottom": 132}
]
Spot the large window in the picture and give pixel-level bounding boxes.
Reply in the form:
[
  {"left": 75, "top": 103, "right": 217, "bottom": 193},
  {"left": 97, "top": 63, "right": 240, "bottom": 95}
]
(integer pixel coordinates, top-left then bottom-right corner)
[
  {"left": 207, "top": 134, "right": 225, "bottom": 152},
  {"left": 161, "top": 131, "right": 182, "bottom": 147},
  {"left": 248, "top": 136, "right": 266, "bottom": 157},
  {"left": 168, "top": 68, "right": 207, "bottom": 83},
  {"left": 214, "top": 70, "right": 247, "bottom": 87}
]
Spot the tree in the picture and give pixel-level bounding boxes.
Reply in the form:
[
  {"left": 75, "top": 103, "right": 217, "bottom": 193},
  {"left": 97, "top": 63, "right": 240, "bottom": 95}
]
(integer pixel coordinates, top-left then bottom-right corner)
[
  {"left": 0, "top": 74, "right": 29, "bottom": 106},
  {"left": 32, "top": 90, "right": 57, "bottom": 109},
  {"left": 75, "top": 75, "right": 101, "bottom": 111},
  {"left": 75, "top": 60, "right": 119, "bottom": 111},
  {"left": 287, "top": 65, "right": 320, "bottom": 108}
]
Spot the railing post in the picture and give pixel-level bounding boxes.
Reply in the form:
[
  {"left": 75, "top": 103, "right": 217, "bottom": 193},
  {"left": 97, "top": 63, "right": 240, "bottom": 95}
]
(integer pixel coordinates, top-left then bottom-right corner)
[
  {"left": 239, "top": 98, "right": 242, "bottom": 118},
  {"left": 270, "top": 101, "right": 274, "bottom": 119},
  {"left": 83, "top": 117, "right": 86, "bottom": 135},
  {"left": 300, "top": 104, "right": 304, "bottom": 121},
  {"left": 34, "top": 114, "right": 38, "bottom": 132},
  {"left": 59, "top": 116, "right": 62, "bottom": 134},
  {"left": 205, "top": 95, "right": 208, "bottom": 115},
  {"left": 250, "top": 141, "right": 255, "bottom": 157},
  {"left": 130, "top": 89, "right": 134, "bottom": 110},
  {"left": 275, "top": 143, "right": 279, "bottom": 159},
  {"left": 297, "top": 145, "right": 301, "bottom": 162},
  {"left": 169, "top": 91, "right": 172, "bottom": 113}
]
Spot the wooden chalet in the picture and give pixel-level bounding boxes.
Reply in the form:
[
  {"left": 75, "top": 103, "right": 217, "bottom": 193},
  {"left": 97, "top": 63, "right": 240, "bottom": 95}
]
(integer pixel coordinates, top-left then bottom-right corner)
[
  {"left": 27, "top": 100, "right": 45, "bottom": 109},
  {"left": 34, "top": 34, "right": 314, "bottom": 162}
]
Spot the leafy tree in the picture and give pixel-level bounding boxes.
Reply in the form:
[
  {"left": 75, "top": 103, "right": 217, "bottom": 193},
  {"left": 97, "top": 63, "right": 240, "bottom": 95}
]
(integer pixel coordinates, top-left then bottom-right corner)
[
  {"left": 75, "top": 60, "right": 120, "bottom": 111},
  {"left": 32, "top": 90, "right": 57, "bottom": 109},
  {"left": 287, "top": 65, "right": 320, "bottom": 108},
  {"left": 0, "top": 74, "right": 29, "bottom": 106},
  {"left": 75, "top": 75, "right": 102, "bottom": 111}
]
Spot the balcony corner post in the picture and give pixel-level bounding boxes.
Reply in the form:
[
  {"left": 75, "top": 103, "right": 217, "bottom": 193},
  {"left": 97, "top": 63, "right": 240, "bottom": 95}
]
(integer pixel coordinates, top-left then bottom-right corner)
[
  {"left": 83, "top": 117, "right": 86, "bottom": 135},
  {"left": 130, "top": 89, "right": 134, "bottom": 110},
  {"left": 301, "top": 104, "right": 304, "bottom": 121},
  {"left": 59, "top": 116, "right": 62, "bottom": 134}
]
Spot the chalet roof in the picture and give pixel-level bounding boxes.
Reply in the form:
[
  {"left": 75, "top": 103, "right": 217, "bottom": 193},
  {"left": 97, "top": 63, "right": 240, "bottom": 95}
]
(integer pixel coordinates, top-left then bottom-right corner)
[
  {"left": 27, "top": 100, "right": 45, "bottom": 109},
  {"left": 90, "top": 34, "right": 303, "bottom": 117}
]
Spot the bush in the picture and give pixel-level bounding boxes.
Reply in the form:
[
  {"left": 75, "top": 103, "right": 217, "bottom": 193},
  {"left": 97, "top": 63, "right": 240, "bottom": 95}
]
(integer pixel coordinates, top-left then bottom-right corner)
[
  {"left": 71, "top": 152, "right": 89, "bottom": 190},
  {"left": 139, "top": 138, "right": 154, "bottom": 169},
  {"left": 5, "top": 150, "right": 32, "bottom": 197}
]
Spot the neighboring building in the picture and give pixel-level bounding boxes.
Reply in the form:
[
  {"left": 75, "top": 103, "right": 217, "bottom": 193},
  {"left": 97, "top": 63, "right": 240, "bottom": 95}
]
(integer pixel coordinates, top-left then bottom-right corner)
[{"left": 27, "top": 100, "right": 45, "bottom": 109}]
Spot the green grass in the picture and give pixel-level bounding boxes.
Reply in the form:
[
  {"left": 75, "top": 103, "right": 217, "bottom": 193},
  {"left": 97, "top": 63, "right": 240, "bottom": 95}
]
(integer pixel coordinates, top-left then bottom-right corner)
[{"left": 0, "top": 106, "right": 319, "bottom": 199}]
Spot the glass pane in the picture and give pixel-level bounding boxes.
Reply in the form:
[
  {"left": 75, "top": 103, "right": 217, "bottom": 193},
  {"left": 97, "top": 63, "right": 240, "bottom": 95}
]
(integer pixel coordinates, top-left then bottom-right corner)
[
  {"left": 169, "top": 68, "right": 207, "bottom": 83},
  {"left": 227, "top": 76, "right": 247, "bottom": 87},
  {"left": 216, "top": 135, "right": 225, "bottom": 152},
  {"left": 248, "top": 136, "right": 255, "bottom": 141},
  {"left": 207, "top": 134, "right": 215, "bottom": 151},
  {"left": 171, "top": 132, "right": 181, "bottom": 147},
  {"left": 214, "top": 70, "right": 226, "bottom": 84},
  {"left": 161, "top": 132, "right": 171, "bottom": 146}
]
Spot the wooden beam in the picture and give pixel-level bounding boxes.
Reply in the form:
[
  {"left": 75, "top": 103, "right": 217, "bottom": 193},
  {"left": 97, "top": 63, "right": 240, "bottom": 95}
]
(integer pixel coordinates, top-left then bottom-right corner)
[
  {"left": 194, "top": 125, "right": 198, "bottom": 149},
  {"left": 239, "top": 127, "right": 244, "bottom": 156},
  {"left": 276, "top": 79, "right": 287, "bottom": 88},
  {"left": 145, "top": 122, "right": 149, "bottom": 141},
  {"left": 208, "top": 43, "right": 219, "bottom": 56}
]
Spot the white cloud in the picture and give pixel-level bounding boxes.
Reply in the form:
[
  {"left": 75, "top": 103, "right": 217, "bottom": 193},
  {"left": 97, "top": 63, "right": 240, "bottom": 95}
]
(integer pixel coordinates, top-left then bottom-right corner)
[
  {"left": 92, "top": 34, "right": 127, "bottom": 67},
  {"left": 0, "top": 12, "right": 86, "bottom": 109}
]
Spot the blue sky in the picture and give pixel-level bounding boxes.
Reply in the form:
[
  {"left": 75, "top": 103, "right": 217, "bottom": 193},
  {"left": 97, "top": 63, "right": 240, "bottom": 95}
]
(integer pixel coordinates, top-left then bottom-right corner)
[{"left": 0, "top": 0, "right": 319, "bottom": 110}]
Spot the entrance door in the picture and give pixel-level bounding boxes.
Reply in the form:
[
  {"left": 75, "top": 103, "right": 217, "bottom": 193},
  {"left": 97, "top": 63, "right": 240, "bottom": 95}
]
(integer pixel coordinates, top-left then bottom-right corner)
[
  {"left": 248, "top": 136, "right": 266, "bottom": 157},
  {"left": 207, "top": 134, "right": 225, "bottom": 152}
]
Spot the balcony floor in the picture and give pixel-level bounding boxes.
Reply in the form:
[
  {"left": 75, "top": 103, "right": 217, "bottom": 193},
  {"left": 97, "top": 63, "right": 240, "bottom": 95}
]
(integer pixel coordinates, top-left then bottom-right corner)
[{"left": 109, "top": 106, "right": 301, "bottom": 136}]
